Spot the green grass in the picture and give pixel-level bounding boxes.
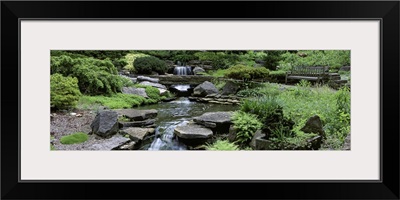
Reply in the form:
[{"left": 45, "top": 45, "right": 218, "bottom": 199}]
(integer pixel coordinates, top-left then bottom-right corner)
[
  {"left": 77, "top": 88, "right": 164, "bottom": 110},
  {"left": 237, "top": 82, "right": 350, "bottom": 149},
  {"left": 60, "top": 132, "right": 89, "bottom": 145}
]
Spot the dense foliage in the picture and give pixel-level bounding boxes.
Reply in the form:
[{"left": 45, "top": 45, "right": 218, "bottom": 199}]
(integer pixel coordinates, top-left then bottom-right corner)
[
  {"left": 50, "top": 73, "right": 81, "bottom": 110},
  {"left": 231, "top": 111, "right": 263, "bottom": 146},
  {"left": 133, "top": 56, "right": 168, "bottom": 75},
  {"left": 51, "top": 55, "right": 131, "bottom": 95},
  {"left": 224, "top": 64, "right": 270, "bottom": 81},
  {"left": 278, "top": 50, "right": 350, "bottom": 71},
  {"left": 206, "top": 140, "right": 240, "bottom": 150}
]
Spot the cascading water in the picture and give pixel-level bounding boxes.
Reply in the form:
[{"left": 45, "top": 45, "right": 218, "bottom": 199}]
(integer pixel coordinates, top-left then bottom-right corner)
[
  {"left": 173, "top": 66, "right": 193, "bottom": 75},
  {"left": 136, "top": 97, "right": 238, "bottom": 150}
]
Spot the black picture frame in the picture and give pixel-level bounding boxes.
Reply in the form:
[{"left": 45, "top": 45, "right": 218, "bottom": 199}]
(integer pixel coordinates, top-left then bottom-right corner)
[{"left": 1, "top": 1, "right": 399, "bottom": 199}]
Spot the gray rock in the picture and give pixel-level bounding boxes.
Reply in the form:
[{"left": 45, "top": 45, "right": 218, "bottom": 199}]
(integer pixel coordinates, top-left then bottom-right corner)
[
  {"left": 255, "top": 137, "right": 272, "bottom": 150},
  {"left": 90, "top": 110, "right": 119, "bottom": 137},
  {"left": 228, "top": 125, "right": 237, "bottom": 142},
  {"left": 137, "top": 76, "right": 159, "bottom": 83},
  {"left": 174, "top": 124, "right": 213, "bottom": 139},
  {"left": 139, "top": 81, "right": 167, "bottom": 89},
  {"left": 221, "top": 81, "right": 240, "bottom": 95},
  {"left": 192, "top": 81, "right": 218, "bottom": 97},
  {"left": 119, "top": 119, "right": 156, "bottom": 128},
  {"left": 250, "top": 130, "right": 265, "bottom": 150},
  {"left": 84, "top": 134, "right": 130, "bottom": 150},
  {"left": 342, "top": 132, "right": 351, "bottom": 150},
  {"left": 157, "top": 88, "right": 168, "bottom": 96},
  {"left": 118, "top": 141, "right": 137, "bottom": 150},
  {"left": 115, "top": 109, "right": 157, "bottom": 121},
  {"left": 193, "top": 111, "right": 234, "bottom": 133},
  {"left": 193, "top": 67, "right": 205, "bottom": 75},
  {"left": 300, "top": 115, "right": 325, "bottom": 137},
  {"left": 120, "top": 127, "right": 155, "bottom": 142},
  {"left": 121, "top": 87, "right": 148, "bottom": 98}
]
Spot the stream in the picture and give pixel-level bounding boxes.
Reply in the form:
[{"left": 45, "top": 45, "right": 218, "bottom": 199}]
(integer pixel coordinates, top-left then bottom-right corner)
[{"left": 136, "top": 96, "right": 238, "bottom": 150}]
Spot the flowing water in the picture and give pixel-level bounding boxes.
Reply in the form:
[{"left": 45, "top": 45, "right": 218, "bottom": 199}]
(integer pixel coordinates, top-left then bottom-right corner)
[
  {"left": 138, "top": 97, "right": 238, "bottom": 150},
  {"left": 173, "top": 66, "right": 193, "bottom": 75}
]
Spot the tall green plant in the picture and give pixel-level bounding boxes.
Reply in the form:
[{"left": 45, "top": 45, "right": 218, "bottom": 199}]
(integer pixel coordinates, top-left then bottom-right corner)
[
  {"left": 50, "top": 73, "right": 81, "bottom": 110},
  {"left": 231, "top": 111, "right": 263, "bottom": 146}
]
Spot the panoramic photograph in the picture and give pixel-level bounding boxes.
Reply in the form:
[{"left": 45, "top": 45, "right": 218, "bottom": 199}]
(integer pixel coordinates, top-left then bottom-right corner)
[{"left": 50, "top": 50, "right": 351, "bottom": 151}]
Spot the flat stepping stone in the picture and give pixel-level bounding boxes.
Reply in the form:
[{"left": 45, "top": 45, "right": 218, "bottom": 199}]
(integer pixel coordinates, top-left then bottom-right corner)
[
  {"left": 174, "top": 124, "right": 213, "bottom": 139},
  {"left": 120, "top": 127, "right": 155, "bottom": 142},
  {"left": 84, "top": 134, "right": 130, "bottom": 150},
  {"left": 119, "top": 119, "right": 156, "bottom": 128},
  {"left": 115, "top": 109, "right": 157, "bottom": 121}
]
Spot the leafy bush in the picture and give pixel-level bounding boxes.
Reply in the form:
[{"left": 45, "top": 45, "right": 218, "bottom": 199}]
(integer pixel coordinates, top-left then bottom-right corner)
[
  {"left": 62, "top": 50, "right": 129, "bottom": 60},
  {"left": 50, "top": 73, "right": 81, "bottom": 110},
  {"left": 263, "top": 51, "right": 285, "bottom": 70},
  {"left": 224, "top": 65, "right": 269, "bottom": 81},
  {"left": 336, "top": 86, "right": 350, "bottom": 114},
  {"left": 133, "top": 56, "right": 167, "bottom": 75},
  {"left": 278, "top": 50, "right": 350, "bottom": 71},
  {"left": 60, "top": 132, "right": 88, "bottom": 144},
  {"left": 231, "top": 111, "right": 263, "bottom": 146},
  {"left": 240, "top": 96, "right": 294, "bottom": 140},
  {"left": 51, "top": 55, "right": 128, "bottom": 95},
  {"left": 206, "top": 140, "right": 240, "bottom": 150},
  {"left": 194, "top": 51, "right": 239, "bottom": 69},
  {"left": 237, "top": 83, "right": 280, "bottom": 98},
  {"left": 123, "top": 53, "right": 150, "bottom": 73}
]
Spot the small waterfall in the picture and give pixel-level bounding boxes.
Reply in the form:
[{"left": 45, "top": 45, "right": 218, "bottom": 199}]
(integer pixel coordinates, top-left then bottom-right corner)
[
  {"left": 170, "top": 85, "right": 192, "bottom": 97},
  {"left": 173, "top": 66, "right": 192, "bottom": 75},
  {"left": 148, "top": 121, "right": 187, "bottom": 150}
]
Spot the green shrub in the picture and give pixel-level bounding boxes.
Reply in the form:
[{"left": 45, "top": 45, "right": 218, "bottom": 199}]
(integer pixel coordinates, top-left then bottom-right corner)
[
  {"left": 336, "top": 86, "right": 350, "bottom": 114},
  {"left": 50, "top": 73, "right": 81, "bottom": 110},
  {"left": 231, "top": 111, "right": 263, "bottom": 146},
  {"left": 62, "top": 50, "right": 129, "bottom": 60},
  {"left": 113, "top": 58, "right": 128, "bottom": 70},
  {"left": 51, "top": 55, "right": 128, "bottom": 95},
  {"left": 133, "top": 56, "right": 167, "bottom": 75},
  {"left": 278, "top": 50, "right": 350, "bottom": 71},
  {"left": 206, "top": 140, "right": 240, "bottom": 151},
  {"left": 123, "top": 53, "right": 150, "bottom": 73},
  {"left": 60, "top": 132, "right": 88, "bottom": 144},
  {"left": 224, "top": 64, "right": 269, "bottom": 81},
  {"left": 240, "top": 96, "right": 294, "bottom": 140},
  {"left": 194, "top": 51, "right": 239, "bottom": 69}
]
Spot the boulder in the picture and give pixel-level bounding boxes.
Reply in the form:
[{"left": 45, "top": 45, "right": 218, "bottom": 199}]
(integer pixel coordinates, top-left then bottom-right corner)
[
  {"left": 300, "top": 115, "right": 325, "bottom": 137},
  {"left": 118, "top": 141, "right": 137, "bottom": 150},
  {"left": 174, "top": 124, "right": 213, "bottom": 146},
  {"left": 90, "top": 110, "right": 119, "bottom": 137},
  {"left": 342, "top": 132, "right": 351, "bottom": 150},
  {"left": 121, "top": 87, "right": 148, "bottom": 98},
  {"left": 250, "top": 130, "right": 265, "bottom": 150},
  {"left": 84, "top": 134, "right": 130, "bottom": 150},
  {"left": 157, "top": 88, "right": 168, "bottom": 96},
  {"left": 119, "top": 119, "right": 156, "bottom": 128},
  {"left": 174, "top": 124, "right": 213, "bottom": 139},
  {"left": 192, "top": 81, "right": 218, "bottom": 97},
  {"left": 228, "top": 125, "right": 237, "bottom": 142},
  {"left": 137, "top": 76, "right": 159, "bottom": 83},
  {"left": 115, "top": 109, "right": 157, "bottom": 121},
  {"left": 221, "top": 81, "right": 240, "bottom": 95},
  {"left": 192, "top": 67, "right": 205, "bottom": 75},
  {"left": 139, "top": 81, "right": 167, "bottom": 90},
  {"left": 193, "top": 111, "right": 234, "bottom": 133},
  {"left": 120, "top": 127, "right": 155, "bottom": 142}
]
